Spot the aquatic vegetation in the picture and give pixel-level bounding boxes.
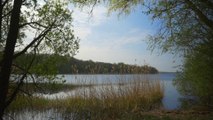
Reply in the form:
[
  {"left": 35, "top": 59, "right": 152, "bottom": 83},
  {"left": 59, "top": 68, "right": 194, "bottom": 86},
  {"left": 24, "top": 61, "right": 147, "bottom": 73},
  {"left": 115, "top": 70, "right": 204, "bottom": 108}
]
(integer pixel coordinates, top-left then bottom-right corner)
[{"left": 7, "top": 75, "right": 164, "bottom": 119}]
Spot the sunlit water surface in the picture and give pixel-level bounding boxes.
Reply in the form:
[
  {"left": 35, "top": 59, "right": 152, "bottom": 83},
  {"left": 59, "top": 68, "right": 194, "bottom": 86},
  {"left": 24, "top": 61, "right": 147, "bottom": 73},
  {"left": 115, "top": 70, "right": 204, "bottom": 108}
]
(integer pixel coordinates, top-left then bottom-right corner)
[
  {"left": 6, "top": 73, "right": 184, "bottom": 120},
  {"left": 39, "top": 73, "right": 182, "bottom": 110}
]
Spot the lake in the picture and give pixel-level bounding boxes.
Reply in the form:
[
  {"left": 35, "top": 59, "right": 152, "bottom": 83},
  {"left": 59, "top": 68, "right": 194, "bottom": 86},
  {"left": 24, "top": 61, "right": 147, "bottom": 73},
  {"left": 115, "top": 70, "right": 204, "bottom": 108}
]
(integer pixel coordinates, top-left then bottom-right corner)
[
  {"left": 36, "top": 73, "right": 182, "bottom": 110},
  {"left": 5, "top": 73, "right": 185, "bottom": 120},
  {"left": 64, "top": 73, "right": 182, "bottom": 110}
]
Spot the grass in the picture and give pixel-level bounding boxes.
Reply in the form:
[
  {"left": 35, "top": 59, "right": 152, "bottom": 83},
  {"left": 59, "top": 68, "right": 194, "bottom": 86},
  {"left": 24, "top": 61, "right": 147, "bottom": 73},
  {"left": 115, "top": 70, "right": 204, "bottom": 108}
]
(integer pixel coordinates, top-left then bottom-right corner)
[
  {"left": 7, "top": 75, "right": 164, "bottom": 119},
  {"left": 8, "top": 75, "right": 213, "bottom": 119},
  {"left": 138, "top": 110, "right": 213, "bottom": 120},
  {"left": 56, "top": 78, "right": 163, "bottom": 119}
]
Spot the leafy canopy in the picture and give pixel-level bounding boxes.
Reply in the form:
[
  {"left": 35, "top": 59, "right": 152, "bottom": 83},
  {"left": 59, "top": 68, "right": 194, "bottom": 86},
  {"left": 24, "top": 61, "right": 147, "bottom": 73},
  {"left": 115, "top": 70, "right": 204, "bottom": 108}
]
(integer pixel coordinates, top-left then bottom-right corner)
[{"left": 1, "top": 0, "right": 80, "bottom": 77}]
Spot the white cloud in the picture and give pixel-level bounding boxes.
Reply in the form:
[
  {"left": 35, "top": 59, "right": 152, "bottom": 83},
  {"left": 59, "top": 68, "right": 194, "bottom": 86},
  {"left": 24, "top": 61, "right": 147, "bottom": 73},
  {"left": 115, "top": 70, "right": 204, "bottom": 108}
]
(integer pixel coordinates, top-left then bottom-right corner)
[
  {"left": 75, "top": 27, "right": 181, "bottom": 72},
  {"left": 71, "top": 5, "right": 180, "bottom": 72},
  {"left": 75, "top": 28, "right": 150, "bottom": 63},
  {"left": 74, "top": 27, "right": 92, "bottom": 40},
  {"left": 113, "top": 31, "right": 149, "bottom": 46},
  {"left": 89, "top": 6, "right": 108, "bottom": 26},
  {"left": 76, "top": 45, "right": 132, "bottom": 63},
  {"left": 90, "top": 29, "right": 150, "bottom": 50},
  {"left": 72, "top": 5, "right": 108, "bottom": 26},
  {"left": 72, "top": 5, "right": 108, "bottom": 39}
]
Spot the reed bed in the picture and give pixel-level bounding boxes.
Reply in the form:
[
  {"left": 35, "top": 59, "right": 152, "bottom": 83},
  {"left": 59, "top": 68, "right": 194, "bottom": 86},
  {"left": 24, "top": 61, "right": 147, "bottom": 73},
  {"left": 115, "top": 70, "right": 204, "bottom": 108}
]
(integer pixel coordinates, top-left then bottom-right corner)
[{"left": 8, "top": 75, "right": 164, "bottom": 119}]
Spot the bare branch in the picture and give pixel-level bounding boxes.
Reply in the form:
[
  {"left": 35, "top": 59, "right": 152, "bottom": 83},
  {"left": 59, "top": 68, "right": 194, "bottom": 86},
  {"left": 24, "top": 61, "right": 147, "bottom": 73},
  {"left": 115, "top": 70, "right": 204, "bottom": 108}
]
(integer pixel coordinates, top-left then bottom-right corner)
[
  {"left": 19, "top": 21, "right": 48, "bottom": 29},
  {"left": 13, "top": 28, "right": 51, "bottom": 59},
  {"left": 5, "top": 74, "right": 26, "bottom": 108},
  {"left": 12, "top": 64, "right": 31, "bottom": 74},
  {"left": 185, "top": 0, "right": 213, "bottom": 31},
  {"left": 5, "top": 52, "right": 36, "bottom": 109},
  {"left": 89, "top": 0, "right": 98, "bottom": 14},
  {"left": 14, "top": 19, "right": 57, "bottom": 58},
  {"left": 1, "top": 0, "right": 9, "bottom": 9}
]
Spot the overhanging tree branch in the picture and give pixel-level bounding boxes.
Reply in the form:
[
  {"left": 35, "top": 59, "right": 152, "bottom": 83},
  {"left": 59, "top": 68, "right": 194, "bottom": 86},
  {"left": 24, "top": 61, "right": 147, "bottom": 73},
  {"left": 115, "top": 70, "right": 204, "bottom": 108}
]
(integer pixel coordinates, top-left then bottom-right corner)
[
  {"left": 185, "top": 0, "right": 213, "bottom": 31},
  {"left": 14, "top": 20, "right": 57, "bottom": 59},
  {"left": 2, "top": 10, "right": 12, "bottom": 18},
  {"left": 5, "top": 53, "right": 36, "bottom": 109},
  {"left": 1, "top": 0, "right": 9, "bottom": 9},
  {"left": 13, "top": 28, "right": 51, "bottom": 59},
  {"left": 19, "top": 21, "right": 48, "bottom": 29}
]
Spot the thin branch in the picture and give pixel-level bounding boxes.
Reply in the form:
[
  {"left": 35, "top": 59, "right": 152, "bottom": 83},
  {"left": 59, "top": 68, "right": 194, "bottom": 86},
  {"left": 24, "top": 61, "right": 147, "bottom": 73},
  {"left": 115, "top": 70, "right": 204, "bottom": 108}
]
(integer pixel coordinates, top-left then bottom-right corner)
[
  {"left": 19, "top": 21, "right": 48, "bottom": 29},
  {"left": 1, "top": 0, "right": 9, "bottom": 9},
  {"left": 13, "top": 28, "right": 51, "bottom": 59},
  {"left": 14, "top": 20, "right": 56, "bottom": 59},
  {"left": 18, "top": 88, "right": 32, "bottom": 96},
  {"left": 12, "top": 64, "right": 31, "bottom": 74},
  {"left": 89, "top": 0, "right": 98, "bottom": 14},
  {"left": 185, "top": 0, "right": 213, "bottom": 31},
  {"left": 5, "top": 74, "right": 26, "bottom": 108},
  {"left": 5, "top": 52, "right": 36, "bottom": 109}
]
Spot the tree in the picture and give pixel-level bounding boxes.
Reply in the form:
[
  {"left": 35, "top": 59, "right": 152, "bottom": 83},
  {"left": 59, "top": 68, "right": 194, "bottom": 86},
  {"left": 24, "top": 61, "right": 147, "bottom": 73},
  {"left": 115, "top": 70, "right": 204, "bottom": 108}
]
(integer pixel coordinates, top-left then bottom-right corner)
[
  {"left": 175, "top": 41, "right": 213, "bottom": 106},
  {"left": 106, "top": 0, "right": 213, "bottom": 106},
  {"left": 106, "top": 0, "right": 213, "bottom": 53},
  {"left": 70, "top": 0, "right": 213, "bottom": 107},
  {"left": 0, "top": 0, "right": 79, "bottom": 119},
  {"left": 141, "top": 0, "right": 213, "bottom": 106}
]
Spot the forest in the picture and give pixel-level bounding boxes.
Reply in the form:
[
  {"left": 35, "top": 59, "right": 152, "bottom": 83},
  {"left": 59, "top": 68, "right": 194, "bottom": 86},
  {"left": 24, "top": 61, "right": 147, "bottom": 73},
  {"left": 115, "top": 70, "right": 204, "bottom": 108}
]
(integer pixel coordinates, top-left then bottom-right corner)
[{"left": 14, "top": 54, "right": 158, "bottom": 74}]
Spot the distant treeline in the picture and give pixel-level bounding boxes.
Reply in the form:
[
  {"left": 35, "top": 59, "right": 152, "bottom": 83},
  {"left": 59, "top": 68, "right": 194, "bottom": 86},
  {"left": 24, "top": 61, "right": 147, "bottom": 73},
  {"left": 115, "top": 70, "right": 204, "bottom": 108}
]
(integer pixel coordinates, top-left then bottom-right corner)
[
  {"left": 14, "top": 54, "right": 158, "bottom": 74},
  {"left": 59, "top": 57, "right": 158, "bottom": 74}
]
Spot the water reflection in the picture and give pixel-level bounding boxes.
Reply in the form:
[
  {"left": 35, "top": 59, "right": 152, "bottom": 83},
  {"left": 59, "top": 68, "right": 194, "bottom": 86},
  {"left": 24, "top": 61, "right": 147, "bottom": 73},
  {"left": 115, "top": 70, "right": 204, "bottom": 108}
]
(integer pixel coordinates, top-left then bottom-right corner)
[
  {"left": 162, "top": 80, "right": 182, "bottom": 110},
  {"left": 5, "top": 109, "right": 64, "bottom": 120},
  {"left": 34, "top": 73, "right": 181, "bottom": 110},
  {"left": 5, "top": 73, "right": 186, "bottom": 120}
]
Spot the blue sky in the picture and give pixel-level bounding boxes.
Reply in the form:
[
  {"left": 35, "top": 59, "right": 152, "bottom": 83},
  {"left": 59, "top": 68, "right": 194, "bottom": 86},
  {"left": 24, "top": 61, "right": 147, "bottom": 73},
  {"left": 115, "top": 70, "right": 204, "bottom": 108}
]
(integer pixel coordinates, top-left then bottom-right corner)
[{"left": 72, "top": 5, "right": 182, "bottom": 72}]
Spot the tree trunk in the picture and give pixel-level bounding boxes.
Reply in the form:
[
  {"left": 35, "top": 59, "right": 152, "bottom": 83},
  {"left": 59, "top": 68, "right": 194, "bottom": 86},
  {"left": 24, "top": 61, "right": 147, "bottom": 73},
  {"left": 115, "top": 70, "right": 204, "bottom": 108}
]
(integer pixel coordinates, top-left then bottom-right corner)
[
  {"left": 0, "top": 0, "right": 22, "bottom": 119},
  {"left": 0, "top": 0, "right": 2, "bottom": 42}
]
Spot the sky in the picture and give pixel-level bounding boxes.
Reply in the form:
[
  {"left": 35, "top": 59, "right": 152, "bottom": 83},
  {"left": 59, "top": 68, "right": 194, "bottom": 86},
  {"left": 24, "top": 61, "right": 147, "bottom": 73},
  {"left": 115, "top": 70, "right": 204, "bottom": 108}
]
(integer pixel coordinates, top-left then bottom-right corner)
[{"left": 71, "top": 5, "right": 182, "bottom": 72}]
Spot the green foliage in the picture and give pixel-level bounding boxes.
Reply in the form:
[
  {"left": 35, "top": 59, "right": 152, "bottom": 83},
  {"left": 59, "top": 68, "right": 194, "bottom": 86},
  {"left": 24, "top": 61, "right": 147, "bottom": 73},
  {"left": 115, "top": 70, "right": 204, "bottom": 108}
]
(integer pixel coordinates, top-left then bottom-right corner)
[
  {"left": 104, "top": 0, "right": 213, "bottom": 54},
  {"left": 105, "top": 0, "right": 213, "bottom": 107},
  {"left": 8, "top": 77, "right": 163, "bottom": 119},
  {"left": 1, "top": 0, "right": 79, "bottom": 56},
  {"left": 31, "top": 0, "right": 79, "bottom": 56},
  {"left": 175, "top": 42, "right": 213, "bottom": 105},
  {"left": 12, "top": 53, "right": 55, "bottom": 75},
  {"left": 59, "top": 57, "right": 158, "bottom": 74},
  {"left": 0, "top": 0, "right": 79, "bottom": 81},
  {"left": 37, "top": 1, "right": 79, "bottom": 56},
  {"left": 3, "top": 0, "right": 80, "bottom": 83},
  {"left": 141, "top": 0, "right": 213, "bottom": 107},
  {"left": 108, "top": 0, "right": 144, "bottom": 15},
  {"left": 0, "top": 1, "right": 79, "bottom": 115},
  {"left": 14, "top": 53, "right": 158, "bottom": 74},
  {"left": 146, "top": 0, "right": 212, "bottom": 54}
]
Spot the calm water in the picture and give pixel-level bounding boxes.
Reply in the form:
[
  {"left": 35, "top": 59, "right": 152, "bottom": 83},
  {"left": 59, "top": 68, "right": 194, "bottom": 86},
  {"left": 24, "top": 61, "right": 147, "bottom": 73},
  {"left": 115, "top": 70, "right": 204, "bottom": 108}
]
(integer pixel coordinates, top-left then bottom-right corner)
[
  {"left": 62, "top": 73, "right": 181, "bottom": 110},
  {"left": 34, "top": 73, "right": 183, "bottom": 110},
  {"left": 5, "top": 73, "right": 183, "bottom": 120},
  {"left": 47, "top": 73, "right": 182, "bottom": 110}
]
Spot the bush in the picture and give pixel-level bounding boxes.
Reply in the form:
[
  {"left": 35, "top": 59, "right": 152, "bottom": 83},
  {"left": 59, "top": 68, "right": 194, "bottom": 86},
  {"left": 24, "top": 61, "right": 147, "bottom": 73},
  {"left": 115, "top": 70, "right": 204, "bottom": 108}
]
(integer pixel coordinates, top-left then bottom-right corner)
[{"left": 175, "top": 43, "right": 213, "bottom": 106}]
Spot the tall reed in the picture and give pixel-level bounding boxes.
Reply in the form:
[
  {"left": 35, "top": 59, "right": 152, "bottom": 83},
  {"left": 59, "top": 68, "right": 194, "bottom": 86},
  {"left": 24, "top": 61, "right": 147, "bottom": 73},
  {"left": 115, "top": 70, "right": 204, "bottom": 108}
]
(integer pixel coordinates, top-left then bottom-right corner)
[
  {"left": 8, "top": 75, "right": 164, "bottom": 119},
  {"left": 60, "top": 75, "right": 164, "bottom": 119}
]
